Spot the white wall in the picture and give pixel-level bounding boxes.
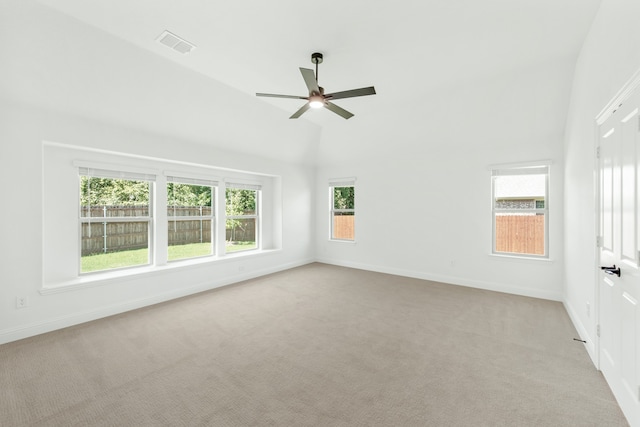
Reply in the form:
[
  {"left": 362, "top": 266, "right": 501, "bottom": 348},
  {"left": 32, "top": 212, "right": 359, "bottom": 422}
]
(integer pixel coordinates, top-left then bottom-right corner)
[
  {"left": 0, "top": 98, "right": 316, "bottom": 344},
  {"left": 0, "top": 0, "right": 319, "bottom": 344},
  {"left": 564, "top": 0, "right": 640, "bottom": 362},
  {"left": 0, "top": 97, "right": 315, "bottom": 343},
  {"left": 2, "top": 0, "right": 625, "bottom": 346},
  {"left": 315, "top": 58, "right": 572, "bottom": 301}
]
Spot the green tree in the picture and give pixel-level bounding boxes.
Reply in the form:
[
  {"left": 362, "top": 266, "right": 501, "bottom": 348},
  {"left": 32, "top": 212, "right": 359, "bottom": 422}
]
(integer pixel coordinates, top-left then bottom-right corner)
[
  {"left": 225, "top": 188, "right": 256, "bottom": 215},
  {"left": 333, "top": 186, "right": 354, "bottom": 210},
  {"left": 167, "top": 183, "right": 211, "bottom": 207},
  {"left": 80, "top": 177, "right": 149, "bottom": 206},
  {"left": 225, "top": 189, "right": 257, "bottom": 242}
]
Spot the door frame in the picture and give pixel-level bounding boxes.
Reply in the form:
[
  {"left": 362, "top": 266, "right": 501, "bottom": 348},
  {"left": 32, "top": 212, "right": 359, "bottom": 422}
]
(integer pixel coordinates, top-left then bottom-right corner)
[{"left": 594, "top": 67, "right": 640, "bottom": 371}]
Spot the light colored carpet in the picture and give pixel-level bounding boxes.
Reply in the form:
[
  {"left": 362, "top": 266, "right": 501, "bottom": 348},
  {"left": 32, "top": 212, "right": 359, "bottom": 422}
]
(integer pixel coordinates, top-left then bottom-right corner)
[{"left": 0, "top": 263, "right": 629, "bottom": 426}]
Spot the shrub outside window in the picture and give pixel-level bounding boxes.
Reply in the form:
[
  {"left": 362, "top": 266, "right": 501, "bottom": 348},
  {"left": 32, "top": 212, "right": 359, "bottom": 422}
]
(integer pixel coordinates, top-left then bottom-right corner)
[
  {"left": 491, "top": 165, "right": 549, "bottom": 258},
  {"left": 167, "top": 177, "right": 216, "bottom": 261},
  {"left": 225, "top": 184, "right": 260, "bottom": 253},
  {"left": 330, "top": 180, "right": 355, "bottom": 241}
]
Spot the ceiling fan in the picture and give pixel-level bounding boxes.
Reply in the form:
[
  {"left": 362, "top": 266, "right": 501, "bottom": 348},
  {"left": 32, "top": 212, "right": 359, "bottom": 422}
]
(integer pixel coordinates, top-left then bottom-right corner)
[{"left": 256, "top": 52, "right": 376, "bottom": 120}]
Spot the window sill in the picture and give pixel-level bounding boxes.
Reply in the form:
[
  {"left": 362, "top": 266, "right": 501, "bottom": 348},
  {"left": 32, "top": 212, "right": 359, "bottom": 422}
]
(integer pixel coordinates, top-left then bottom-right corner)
[
  {"left": 488, "top": 253, "right": 554, "bottom": 263},
  {"left": 40, "top": 249, "right": 281, "bottom": 295},
  {"left": 328, "top": 239, "right": 357, "bottom": 244}
]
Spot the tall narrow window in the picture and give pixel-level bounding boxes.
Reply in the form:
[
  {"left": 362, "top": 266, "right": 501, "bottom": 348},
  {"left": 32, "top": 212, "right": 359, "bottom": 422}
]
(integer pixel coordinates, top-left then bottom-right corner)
[
  {"left": 79, "top": 167, "right": 155, "bottom": 273},
  {"left": 330, "top": 179, "right": 356, "bottom": 241},
  {"left": 491, "top": 165, "right": 549, "bottom": 258},
  {"left": 167, "top": 176, "right": 216, "bottom": 261},
  {"left": 225, "top": 183, "right": 260, "bottom": 253}
]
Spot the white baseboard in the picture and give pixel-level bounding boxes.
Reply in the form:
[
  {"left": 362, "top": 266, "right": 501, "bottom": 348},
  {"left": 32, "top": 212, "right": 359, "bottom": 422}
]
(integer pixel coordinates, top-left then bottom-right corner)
[
  {"left": 315, "top": 258, "right": 563, "bottom": 301},
  {"left": 2, "top": 257, "right": 564, "bottom": 346},
  {"left": 563, "top": 300, "right": 598, "bottom": 368},
  {"left": 0, "top": 258, "right": 314, "bottom": 345}
]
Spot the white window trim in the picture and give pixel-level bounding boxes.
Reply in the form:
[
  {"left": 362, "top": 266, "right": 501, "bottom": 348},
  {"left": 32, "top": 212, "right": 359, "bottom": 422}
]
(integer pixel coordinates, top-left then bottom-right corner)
[
  {"left": 78, "top": 168, "right": 156, "bottom": 275},
  {"left": 329, "top": 178, "right": 356, "bottom": 242},
  {"left": 166, "top": 176, "right": 217, "bottom": 262},
  {"left": 43, "top": 142, "right": 280, "bottom": 292},
  {"left": 224, "top": 183, "right": 261, "bottom": 253},
  {"left": 490, "top": 163, "right": 550, "bottom": 259}
]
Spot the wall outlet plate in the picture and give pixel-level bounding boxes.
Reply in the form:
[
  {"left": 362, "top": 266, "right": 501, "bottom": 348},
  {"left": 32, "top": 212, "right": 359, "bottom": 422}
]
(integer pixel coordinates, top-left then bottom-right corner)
[
  {"left": 16, "top": 296, "right": 28, "bottom": 309},
  {"left": 586, "top": 301, "right": 590, "bottom": 317}
]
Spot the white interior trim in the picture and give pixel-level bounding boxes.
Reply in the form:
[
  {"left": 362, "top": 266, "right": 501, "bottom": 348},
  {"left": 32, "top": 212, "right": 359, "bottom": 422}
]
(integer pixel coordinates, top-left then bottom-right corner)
[
  {"left": 596, "top": 67, "right": 640, "bottom": 125},
  {"left": 487, "top": 159, "right": 552, "bottom": 171},
  {"left": 73, "top": 159, "right": 160, "bottom": 177}
]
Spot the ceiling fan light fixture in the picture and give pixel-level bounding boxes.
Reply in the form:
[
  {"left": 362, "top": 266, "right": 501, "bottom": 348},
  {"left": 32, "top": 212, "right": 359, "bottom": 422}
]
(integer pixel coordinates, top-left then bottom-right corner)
[
  {"left": 308, "top": 95, "right": 324, "bottom": 109},
  {"left": 256, "top": 52, "right": 376, "bottom": 119}
]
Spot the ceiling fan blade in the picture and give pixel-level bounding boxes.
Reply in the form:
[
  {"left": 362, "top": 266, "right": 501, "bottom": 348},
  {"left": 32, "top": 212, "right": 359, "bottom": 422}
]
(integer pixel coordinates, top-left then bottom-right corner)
[
  {"left": 289, "top": 103, "right": 311, "bottom": 119},
  {"left": 325, "top": 102, "right": 354, "bottom": 120},
  {"left": 300, "top": 68, "right": 320, "bottom": 94},
  {"left": 256, "top": 93, "right": 307, "bottom": 100},
  {"left": 325, "top": 86, "right": 376, "bottom": 100}
]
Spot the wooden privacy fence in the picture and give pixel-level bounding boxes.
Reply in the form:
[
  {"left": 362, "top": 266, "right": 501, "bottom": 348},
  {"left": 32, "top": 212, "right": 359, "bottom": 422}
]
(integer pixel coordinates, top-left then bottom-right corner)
[
  {"left": 225, "top": 219, "right": 256, "bottom": 243},
  {"left": 82, "top": 221, "right": 150, "bottom": 255},
  {"left": 333, "top": 215, "right": 355, "bottom": 240},
  {"left": 495, "top": 214, "right": 545, "bottom": 255},
  {"left": 81, "top": 205, "right": 255, "bottom": 256}
]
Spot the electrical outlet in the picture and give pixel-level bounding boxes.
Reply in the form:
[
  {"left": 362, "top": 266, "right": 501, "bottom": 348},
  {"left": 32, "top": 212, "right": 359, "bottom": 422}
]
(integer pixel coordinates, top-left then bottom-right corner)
[{"left": 16, "top": 296, "right": 28, "bottom": 309}]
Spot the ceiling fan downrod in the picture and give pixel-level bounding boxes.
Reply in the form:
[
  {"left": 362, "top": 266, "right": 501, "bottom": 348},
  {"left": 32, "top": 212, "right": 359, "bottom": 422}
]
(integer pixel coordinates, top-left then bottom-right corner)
[{"left": 311, "top": 52, "right": 323, "bottom": 84}]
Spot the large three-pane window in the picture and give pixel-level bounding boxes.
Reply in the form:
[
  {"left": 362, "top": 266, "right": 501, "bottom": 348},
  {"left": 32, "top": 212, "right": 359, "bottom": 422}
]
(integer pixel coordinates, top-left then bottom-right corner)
[
  {"left": 491, "top": 165, "right": 549, "bottom": 258},
  {"left": 78, "top": 167, "right": 262, "bottom": 275}
]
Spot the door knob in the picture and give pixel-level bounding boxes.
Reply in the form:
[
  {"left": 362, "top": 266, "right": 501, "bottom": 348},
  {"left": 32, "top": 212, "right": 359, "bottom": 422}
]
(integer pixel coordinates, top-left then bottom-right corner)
[{"left": 600, "top": 265, "right": 621, "bottom": 277}]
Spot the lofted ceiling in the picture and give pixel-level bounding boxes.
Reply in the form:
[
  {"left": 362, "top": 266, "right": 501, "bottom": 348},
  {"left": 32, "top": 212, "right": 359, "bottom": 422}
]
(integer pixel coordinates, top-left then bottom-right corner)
[{"left": 35, "top": 0, "right": 601, "bottom": 126}]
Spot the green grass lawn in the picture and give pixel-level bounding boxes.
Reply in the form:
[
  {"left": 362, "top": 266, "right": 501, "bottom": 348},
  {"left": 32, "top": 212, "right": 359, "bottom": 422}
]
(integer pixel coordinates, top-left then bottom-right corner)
[
  {"left": 168, "top": 242, "right": 212, "bottom": 261},
  {"left": 225, "top": 241, "right": 257, "bottom": 252},
  {"left": 81, "top": 248, "right": 149, "bottom": 273},
  {"left": 82, "top": 241, "right": 257, "bottom": 273}
]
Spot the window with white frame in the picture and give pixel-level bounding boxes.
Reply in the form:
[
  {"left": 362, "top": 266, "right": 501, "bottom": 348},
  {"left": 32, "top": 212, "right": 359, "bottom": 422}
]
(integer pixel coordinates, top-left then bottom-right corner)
[
  {"left": 330, "top": 179, "right": 355, "bottom": 241},
  {"left": 167, "top": 176, "right": 216, "bottom": 261},
  {"left": 79, "top": 167, "right": 155, "bottom": 273},
  {"left": 43, "top": 143, "right": 279, "bottom": 289},
  {"left": 225, "top": 183, "right": 260, "bottom": 253},
  {"left": 491, "top": 164, "right": 549, "bottom": 258}
]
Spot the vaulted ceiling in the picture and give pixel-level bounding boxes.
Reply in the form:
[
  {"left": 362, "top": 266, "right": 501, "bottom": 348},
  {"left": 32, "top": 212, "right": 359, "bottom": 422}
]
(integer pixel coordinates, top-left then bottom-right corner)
[{"left": 2, "top": 0, "right": 602, "bottom": 162}]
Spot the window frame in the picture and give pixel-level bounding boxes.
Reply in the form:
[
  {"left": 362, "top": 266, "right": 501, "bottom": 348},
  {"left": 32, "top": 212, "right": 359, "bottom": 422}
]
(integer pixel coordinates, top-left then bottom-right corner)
[
  {"left": 491, "top": 164, "right": 549, "bottom": 259},
  {"left": 42, "top": 144, "right": 279, "bottom": 292},
  {"left": 329, "top": 178, "right": 356, "bottom": 242},
  {"left": 225, "top": 183, "right": 261, "bottom": 253},
  {"left": 166, "top": 176, "right": 217, "bottom": 262},
  {"left": 78, "top": 167, "right": 155, "bottom": 275}
]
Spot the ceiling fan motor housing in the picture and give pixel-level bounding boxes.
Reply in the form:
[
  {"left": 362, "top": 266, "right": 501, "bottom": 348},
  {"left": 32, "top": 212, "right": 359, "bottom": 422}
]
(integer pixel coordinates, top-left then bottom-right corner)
[{"left": 311, "top": 52, "right": 323, "bottom": 64}]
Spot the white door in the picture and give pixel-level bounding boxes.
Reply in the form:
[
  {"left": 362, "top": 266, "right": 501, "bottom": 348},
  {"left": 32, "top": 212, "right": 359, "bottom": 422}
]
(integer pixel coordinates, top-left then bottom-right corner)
[{"left": 598, "top": 89, "right": 640, "bottom": 426}]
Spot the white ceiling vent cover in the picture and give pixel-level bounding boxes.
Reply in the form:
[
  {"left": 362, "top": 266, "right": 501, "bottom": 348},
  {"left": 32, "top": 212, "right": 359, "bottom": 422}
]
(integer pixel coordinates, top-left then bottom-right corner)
[{"left": 156, "top": 30, "right": 196, "bottom": 54}]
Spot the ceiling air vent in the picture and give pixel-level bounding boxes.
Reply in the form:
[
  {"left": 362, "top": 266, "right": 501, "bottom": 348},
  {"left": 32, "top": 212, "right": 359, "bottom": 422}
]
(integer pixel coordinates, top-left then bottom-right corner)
[{"left": 156, "top": 30, "right": 196, "bottom": 54}]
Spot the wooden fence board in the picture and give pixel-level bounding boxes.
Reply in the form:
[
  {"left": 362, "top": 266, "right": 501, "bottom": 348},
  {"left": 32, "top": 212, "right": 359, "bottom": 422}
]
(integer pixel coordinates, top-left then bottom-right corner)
[
  {"left": 333, "top": 215, "right": 355, "bottom": 240},
  {"left": 495, "top": 215, "right": 544, "bottom": 255},
  {"left": 81, "top": 205, "right": 224, "bottom": 255}
]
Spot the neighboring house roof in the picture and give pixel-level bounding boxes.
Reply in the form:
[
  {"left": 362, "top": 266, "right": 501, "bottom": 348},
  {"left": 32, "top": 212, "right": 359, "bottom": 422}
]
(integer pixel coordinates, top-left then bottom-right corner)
[{"left": 494, "top": 175, "right": 545, "bottom": 199}]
